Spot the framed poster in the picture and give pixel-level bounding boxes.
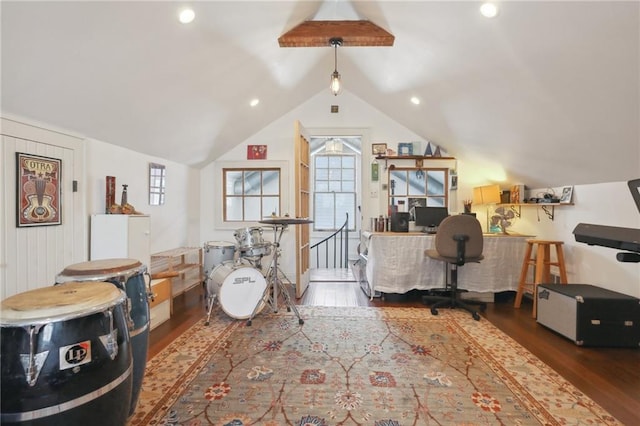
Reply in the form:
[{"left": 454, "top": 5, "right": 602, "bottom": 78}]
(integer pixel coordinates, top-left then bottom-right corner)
[
  {"left": 16, "top": 152, "right": 62, "bottom": 227},
  {"left": 247, "top": 145, "right": 267, "bottom": 159},
  {"left": 560, "top": 186, "right": 573, "bottom": 204},
  {"left": 372, "top": 143, "right": 387, "bottom": 155}
]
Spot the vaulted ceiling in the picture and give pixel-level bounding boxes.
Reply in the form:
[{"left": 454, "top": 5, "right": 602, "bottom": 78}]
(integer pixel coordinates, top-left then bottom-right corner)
[{"left": 2, "top": 1, "right": 638, "bottom": 189}]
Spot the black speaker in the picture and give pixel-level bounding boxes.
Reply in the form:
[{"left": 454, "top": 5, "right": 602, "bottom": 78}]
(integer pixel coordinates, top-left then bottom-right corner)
[{"left": 391, "top": 212, "right": 410, "bottom": 232}]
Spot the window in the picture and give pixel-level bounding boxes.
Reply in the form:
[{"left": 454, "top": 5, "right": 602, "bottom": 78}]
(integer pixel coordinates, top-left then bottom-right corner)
[
  {"left": 149, "top": 163, "right": 166, "bottom": 205},
  {"left": 223, "top": 168, "right": 280, "bottom": 221},
  {"left": 389, "top": 168, "right": 448, "bottom": 209},
  {"left": 313, "top": 155, "right": 356, "bottom": 230}
]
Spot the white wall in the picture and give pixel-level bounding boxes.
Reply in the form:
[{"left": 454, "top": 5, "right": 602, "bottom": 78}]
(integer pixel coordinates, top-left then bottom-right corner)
[{"left": 86, "top": 139, "right": 200, "bottom": 253}]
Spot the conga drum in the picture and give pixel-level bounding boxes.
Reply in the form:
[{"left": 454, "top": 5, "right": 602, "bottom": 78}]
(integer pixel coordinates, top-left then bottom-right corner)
[
  {"left": 0, "top": 282, "right": 132, "bottom": 425},
  {"left": 55, "top": 258, "right": 149, "bottom": 416}
]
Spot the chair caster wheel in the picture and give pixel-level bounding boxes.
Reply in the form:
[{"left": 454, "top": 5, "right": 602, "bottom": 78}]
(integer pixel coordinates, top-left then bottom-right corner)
[
  {"left": 479, "top": 304, "right": 487, "bottom": 312},
  {"left": 430, "top": 308, "right": 439, "bottom": 315},
  {"left": 246, "top": 320, "right": 252, "bottom": 326},
  {"left": 298, "top": 319, "right": 304, "bottom": 325},
  {"left": 472, "top": 312, "right": 481, "bottom": 321},
  {"left": 287, "top": 307, "right": 291, "bottom": 312},
  {"left": 204, "top": 321, "right": 209, "bottom": 326}
]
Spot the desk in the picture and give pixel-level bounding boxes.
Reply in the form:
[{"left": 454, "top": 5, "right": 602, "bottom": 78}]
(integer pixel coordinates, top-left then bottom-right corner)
[{"left": 363, "top": 232, "right": 531, "bottom": 295}]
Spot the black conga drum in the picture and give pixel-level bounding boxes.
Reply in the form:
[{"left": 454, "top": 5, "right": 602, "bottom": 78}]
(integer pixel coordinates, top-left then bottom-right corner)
[
  {"left": 56, "top": 258, "right": 150, "bottom": 416},
  {"left": 0, "top": 282, "right": 132, "bottom": 425}
]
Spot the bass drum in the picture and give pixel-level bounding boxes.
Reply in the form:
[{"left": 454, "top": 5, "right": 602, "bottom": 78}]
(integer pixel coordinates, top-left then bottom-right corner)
[
  {"left": 0, "top": 282, "right": 132, "bottom": 426},
  {"left": 208, "top": 261, "right": 267, "bottom": 320}
]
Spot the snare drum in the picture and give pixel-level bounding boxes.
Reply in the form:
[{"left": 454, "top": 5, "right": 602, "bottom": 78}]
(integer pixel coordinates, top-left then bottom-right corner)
[
  {"left": 0, "top": 282, "right": 132, "bottom": 426},
  {"left": 203, "top": 241, "right": 236, "bottom": 277},
  {"left": 208, "top": 261, "right": 267, "bottom": 319},
  {"left": 55, "top": 258, "right": 149, "bottom": 416}
]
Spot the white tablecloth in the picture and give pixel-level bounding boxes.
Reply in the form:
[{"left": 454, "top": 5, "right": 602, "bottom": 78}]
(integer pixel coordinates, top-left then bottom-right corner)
[{"left": 363, "top": 231, "right": 530, "bottom": 295}]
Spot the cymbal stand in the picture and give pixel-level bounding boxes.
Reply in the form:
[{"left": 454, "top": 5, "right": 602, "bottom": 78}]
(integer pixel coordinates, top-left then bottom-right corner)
[{"left": 247, "top": 224, "right": 304, "bottom": 326}]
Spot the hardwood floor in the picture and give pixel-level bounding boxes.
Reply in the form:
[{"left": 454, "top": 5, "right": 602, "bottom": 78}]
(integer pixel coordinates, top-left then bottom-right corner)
[{"left": 149, "top": 279, "right": 640, "bottom": 425}]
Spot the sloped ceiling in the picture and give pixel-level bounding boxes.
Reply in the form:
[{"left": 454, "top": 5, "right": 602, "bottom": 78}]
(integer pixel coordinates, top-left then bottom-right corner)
[{"left": 1, "top": 1, "right": 638, "bottom": 189}]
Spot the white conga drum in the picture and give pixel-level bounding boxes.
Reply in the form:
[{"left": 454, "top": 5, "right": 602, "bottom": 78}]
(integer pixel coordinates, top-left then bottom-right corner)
[
  {"left": 55, "top": 258, "right": 149, "bottom": 416},
  {"left": 0, "top": 282, "right": 132, "bottom": 426},
  {"left": 208, "top": 261, "right": 267, "bottom": 319}
]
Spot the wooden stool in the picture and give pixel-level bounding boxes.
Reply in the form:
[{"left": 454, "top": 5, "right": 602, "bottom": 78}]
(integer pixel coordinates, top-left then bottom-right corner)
[{"left": 514, "top": 240, "right": 568, "bottom": 318}]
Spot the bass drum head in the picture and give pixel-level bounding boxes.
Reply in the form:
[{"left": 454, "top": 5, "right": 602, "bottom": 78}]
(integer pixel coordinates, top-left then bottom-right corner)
[{"left": 209, "top": 263, "right": 266, "bottom": 320}]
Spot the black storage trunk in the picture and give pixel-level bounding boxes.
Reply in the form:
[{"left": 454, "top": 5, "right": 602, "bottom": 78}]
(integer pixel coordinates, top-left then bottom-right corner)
[{"left": 537, "top": 284, "right": 640, "bottom": 347}]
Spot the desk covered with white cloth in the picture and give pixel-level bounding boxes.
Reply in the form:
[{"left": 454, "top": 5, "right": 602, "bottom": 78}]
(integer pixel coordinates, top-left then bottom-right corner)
[{"left": 363, "top": 231, "right": 530, "bottom": 295}]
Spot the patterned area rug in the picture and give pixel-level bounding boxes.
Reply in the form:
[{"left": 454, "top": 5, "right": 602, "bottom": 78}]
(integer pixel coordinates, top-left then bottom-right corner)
[{"left": 128, "top": 307, "right": 620, "bottom": 425}]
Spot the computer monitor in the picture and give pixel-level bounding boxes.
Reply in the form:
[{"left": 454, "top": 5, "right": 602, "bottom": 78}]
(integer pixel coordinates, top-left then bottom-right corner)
[{"left": 414, "top": 206, "right": 449, "bottom": 231}]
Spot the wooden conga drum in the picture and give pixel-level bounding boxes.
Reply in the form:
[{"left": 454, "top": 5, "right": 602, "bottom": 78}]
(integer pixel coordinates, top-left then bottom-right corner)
[{"left": 0, "top": 282, "right": 132, "bottom": 425}]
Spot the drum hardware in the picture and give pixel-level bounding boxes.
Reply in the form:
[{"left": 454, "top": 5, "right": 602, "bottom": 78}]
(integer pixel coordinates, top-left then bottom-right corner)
[
  {"left": 22, "top": 324, "right": 47, "bottom": 387},
  {"left": 100, "top": 308, "right": 119, "bottom": 360},
  {"left": 246, "top": 218, "right": 312, "bottom": 326}
]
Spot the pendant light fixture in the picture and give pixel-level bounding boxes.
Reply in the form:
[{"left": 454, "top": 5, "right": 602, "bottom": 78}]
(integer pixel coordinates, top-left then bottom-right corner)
[{"left": 329, "top": 37, "right": 343, "bottom": 96}]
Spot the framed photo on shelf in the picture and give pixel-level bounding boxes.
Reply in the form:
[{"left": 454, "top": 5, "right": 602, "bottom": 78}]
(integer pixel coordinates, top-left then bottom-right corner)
[
  {"left": 16, "top": 152, "right": 62, "bottom": 227},
  {"left": 372, "top": 143, "right": 387, "bottom": 155},
  {"left": 397, "top": 142, "right": 413, "bottom": 156},
  {"left": 560, "top": 186, "right": 573, "bottom": 204}
]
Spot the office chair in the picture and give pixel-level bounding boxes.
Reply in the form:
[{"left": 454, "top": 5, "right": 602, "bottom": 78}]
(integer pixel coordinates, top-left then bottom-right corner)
[{"left": 421, "top": 214, "right": 486, "bottom": 320}]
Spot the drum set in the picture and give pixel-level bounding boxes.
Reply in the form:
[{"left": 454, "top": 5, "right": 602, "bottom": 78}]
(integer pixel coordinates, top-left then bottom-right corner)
[{"left": 203, "top": 219, "right": 310, "bottom": 326}]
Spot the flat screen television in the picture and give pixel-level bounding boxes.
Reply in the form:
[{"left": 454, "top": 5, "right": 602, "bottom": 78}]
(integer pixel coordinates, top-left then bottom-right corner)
[{"left": 414, "top": 206, "right": 449, "bottom": 232}]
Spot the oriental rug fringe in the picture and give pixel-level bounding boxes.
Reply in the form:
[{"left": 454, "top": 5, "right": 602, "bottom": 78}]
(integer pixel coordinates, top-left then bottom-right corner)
[{"left": 128, "top": 307, "right": 620, "bottom": 425}]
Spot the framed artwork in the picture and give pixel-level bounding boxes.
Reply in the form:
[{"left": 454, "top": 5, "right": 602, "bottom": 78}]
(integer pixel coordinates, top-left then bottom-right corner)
[
  {"left": 560, "top": 186, "right": 573, "bottom": 204},
  {"left": 372, "top": 143, "right": 387, "bottom": 155},
  {"left": 247, "top": 145, "right": 267, "bottom": 160},
  {"left": 16, "top": 152, "right": 62, "bottom": 227},
  {"left": 397, "top": 142, "right": 413, "bottom": 156}
]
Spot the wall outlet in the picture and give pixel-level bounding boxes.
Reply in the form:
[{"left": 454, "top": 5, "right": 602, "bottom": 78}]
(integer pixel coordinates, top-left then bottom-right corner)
[{"left": 370, "top": 191, "right": 378, "bottom": 198}]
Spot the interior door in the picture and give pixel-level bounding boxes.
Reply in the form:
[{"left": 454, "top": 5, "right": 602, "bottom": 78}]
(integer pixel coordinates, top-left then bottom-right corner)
[{"left": 294, "top": 120, "right": 311, "bottom": 297}]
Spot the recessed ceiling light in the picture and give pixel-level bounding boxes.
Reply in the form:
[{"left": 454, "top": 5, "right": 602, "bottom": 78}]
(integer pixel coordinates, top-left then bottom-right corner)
[
  {"left": 250, "top": 99, "right": 260, "bottom": 107},
  {"left": 480, "top": 3, "right": 499, "bottom": 18},
  {"left": 179, "top": 8, "right": 195, "bottom": 24},
  {"left": 410, "top": 96, "right": 421, "bottom": 105}
]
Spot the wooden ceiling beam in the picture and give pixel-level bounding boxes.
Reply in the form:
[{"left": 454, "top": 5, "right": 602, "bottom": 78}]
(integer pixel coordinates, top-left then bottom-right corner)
[{"left": 278, "top": 20, "right": 394, "bottom": 47}]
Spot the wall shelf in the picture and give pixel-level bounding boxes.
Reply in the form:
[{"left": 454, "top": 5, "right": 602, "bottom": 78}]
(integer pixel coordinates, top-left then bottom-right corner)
[
  {"left": 151, "top": 247, "right": 203, "bottom": 297},
  {"left": 374, "top": 155, "right": 455, "bottom": 170},
  {"left": 496, "top": 203, "right": 574, "bottom": 221}
]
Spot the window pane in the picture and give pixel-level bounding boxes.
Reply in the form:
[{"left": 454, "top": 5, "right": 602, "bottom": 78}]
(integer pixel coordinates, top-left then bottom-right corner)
[
  {"left": 226, "top": 171, "right": 243, "bottom": 195},
  {"left": 262, "top": 197, "right": 279, "bottom": 217},
  {"left": 427, "top": 170, "right": 446, "bottom": 196},
  {"left": 426, "top": 197, "right": 445, "bottom": 207},
  {"left": 315, "top": 156, "right": 328, "bottom": 168},
  {"left": 328, "top": 156, "right": 342, "bottom": 168},
  {"left": 390, "top": 170, "right": 407, "bottom": 195},
  {"left": 328, "top": 181, "right": 341, "bottom": 192},
  {"left": 314, "top": 193, "right": 334, "bottom": 229},
  {"left": 408, "top": 170, "right": 426, "bottom": 195},
  {"left": 342, "top": 156, "right": 355, "bottom": 168},
  {"left": 335, "top": 193, "right": 355, "bottom": 227},
  {"left": 316, "top": 168, "right": 329, "bottom": 180},
  {"left": 244, "top": 197, "right": 261, "bottom": 220},
  {"left": 262, "top": 170, "right": 279, "bottom": 195},
  {"left": 226, "top": 197, "right": 243, "bottom": 221},
  {"left": 244, "top": 171, "right": 261, "bottom": 195},
  {"left": 315, "top": 181, "right": 329, "bottom": 192},
  {"left": 342, "top": 181, "right": 354, "bottom": 192}
]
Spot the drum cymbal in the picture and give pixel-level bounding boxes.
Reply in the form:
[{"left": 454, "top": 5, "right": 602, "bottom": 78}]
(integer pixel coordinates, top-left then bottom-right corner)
[{"left": 259, "top": 217, "right": 313, "bottom": 225}]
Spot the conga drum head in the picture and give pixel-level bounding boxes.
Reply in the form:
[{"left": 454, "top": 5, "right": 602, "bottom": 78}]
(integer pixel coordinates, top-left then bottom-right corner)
[
  {"left": 56, "top": 258, "right": 144, "bottom": 282},
  {"left": 0, "top": 281, "right": 124, "bottom": 326}
]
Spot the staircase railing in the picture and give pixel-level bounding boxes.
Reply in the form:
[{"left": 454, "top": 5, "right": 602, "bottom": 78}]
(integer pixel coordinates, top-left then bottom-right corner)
[{"left": 310, "top": 213, "right": 349, "bottom": 269}]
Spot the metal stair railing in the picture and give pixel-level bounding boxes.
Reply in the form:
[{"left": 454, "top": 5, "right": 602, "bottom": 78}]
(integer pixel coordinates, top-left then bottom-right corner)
[{"left": 310, "top": 213, "right": 349, "bottom": 269}]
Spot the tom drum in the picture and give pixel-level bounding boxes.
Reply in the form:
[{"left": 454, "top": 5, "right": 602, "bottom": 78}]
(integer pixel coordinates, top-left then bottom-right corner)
[
  {"left": 234, "top": 227, "right": 271, "bottom": 258},
  {"left": 208, "top": 261, "right": 267, "bottom": 319},
  {"left": 0, "top": 282, "right": 132, "bottom": 426},
  {"left": 55, "top": 258, "right": 149, "bottom": 416},
  {"left": 203, "top": 241, "right": 236, "bottom": 277}
]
